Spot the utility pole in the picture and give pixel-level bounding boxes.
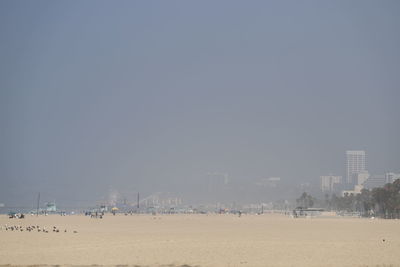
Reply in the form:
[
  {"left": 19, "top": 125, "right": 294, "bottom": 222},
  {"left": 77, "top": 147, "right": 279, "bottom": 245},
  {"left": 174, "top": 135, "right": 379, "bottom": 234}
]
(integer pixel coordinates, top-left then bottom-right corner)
[
  {"left": 137, "top": 192, "right": 140, "bottom": 210},
  {"left": 36, "top": 193, "right": 40, "bottom": 216}
]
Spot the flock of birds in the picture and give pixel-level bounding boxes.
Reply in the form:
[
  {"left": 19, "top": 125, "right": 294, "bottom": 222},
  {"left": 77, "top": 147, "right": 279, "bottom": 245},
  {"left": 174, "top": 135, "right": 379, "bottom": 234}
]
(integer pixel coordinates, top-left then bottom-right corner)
[{"left": 0, "top": 224, "right": 78, "bottom": 233}]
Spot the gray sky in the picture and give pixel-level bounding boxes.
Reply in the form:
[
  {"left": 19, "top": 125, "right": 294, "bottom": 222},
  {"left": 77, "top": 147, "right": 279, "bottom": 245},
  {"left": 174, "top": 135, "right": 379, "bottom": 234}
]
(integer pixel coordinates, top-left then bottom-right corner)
[{"left": 1, "top": 1, "right": 399, "bottom": 206}]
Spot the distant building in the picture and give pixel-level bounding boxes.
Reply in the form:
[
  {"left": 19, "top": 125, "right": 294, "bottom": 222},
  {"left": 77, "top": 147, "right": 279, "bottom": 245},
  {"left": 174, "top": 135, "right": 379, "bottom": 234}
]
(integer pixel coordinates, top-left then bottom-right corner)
[
  {"left": 353, "top": 171, "right": 370, "bottom": 186},
  {"left": 346, "top": 150, "right": 366, "bottom": 184},
  {"left": 363, "top": 174, "right": 386, "bottom": 190},
  {"left": 320, "top": 175, "right": 342, "bottom": 193},
  {"left": 256, "top": 177, "right": 281, "bottom": 188},
  {"left": 385, "top": 172, "right": 400, "bottom": 183},
  {"left": 341, "top": 185, "right": 363, "bottom": 196},
  {"left": 268, "top": 177, "right": 281, "bottom": 182},
  {"left": 207, "top": 172, "right": 229, "bottom": 192}
]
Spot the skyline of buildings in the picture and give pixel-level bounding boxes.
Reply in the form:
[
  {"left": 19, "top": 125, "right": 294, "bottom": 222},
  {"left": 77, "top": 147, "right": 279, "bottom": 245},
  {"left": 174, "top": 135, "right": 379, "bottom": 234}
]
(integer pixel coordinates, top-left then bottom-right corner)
[
  {"left": 321, "top": 150, "right": 399, "bottom": 196},
  {"left": 1, "top": 148, "right": 397, "bottom": 208}
]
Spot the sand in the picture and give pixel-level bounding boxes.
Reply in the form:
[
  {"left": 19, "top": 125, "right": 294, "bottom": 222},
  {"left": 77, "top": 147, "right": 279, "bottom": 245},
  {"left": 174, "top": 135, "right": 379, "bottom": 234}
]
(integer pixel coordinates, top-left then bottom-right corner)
[{"left": 0, "top": 213, "right": 399, "bottom": 267}]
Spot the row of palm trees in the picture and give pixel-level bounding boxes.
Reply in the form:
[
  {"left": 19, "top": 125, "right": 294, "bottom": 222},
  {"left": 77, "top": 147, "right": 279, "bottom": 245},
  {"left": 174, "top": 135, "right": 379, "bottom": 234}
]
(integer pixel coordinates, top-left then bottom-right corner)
[{"left": 323, "top": 179, "right": 400, "bottom": 218}]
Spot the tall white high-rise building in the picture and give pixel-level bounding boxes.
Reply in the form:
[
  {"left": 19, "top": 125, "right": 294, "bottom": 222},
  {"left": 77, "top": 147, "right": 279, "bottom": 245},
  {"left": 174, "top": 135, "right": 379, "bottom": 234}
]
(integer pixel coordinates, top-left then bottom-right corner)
[{"left": 346, "top": 150, "right": 366, "bottom": 184}]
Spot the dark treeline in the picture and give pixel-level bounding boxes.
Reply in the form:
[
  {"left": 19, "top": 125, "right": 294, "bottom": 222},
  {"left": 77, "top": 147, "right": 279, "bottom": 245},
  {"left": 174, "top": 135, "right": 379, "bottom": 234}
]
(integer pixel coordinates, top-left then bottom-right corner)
[{"left": 318, "top": 179, "right": 400, "bottom": 219}]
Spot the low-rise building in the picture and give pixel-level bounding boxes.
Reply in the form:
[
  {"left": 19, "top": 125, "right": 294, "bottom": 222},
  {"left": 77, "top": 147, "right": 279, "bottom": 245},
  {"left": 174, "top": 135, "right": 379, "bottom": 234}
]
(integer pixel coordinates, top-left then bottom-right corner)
[
  {"left": 363, "top": 174, "right": 386, "bottom": 190},
  {"left": 321, "top": 175, "right": 342, "bottom": 193},
  {"left": 341, "top": 185, "right": 363, "bottom": 196},
  {"left": 385, "top": 172, "right": 400, "bottom": 183},
  {"left": 353, "top": 171, "right": 370, "bottom": 186}
]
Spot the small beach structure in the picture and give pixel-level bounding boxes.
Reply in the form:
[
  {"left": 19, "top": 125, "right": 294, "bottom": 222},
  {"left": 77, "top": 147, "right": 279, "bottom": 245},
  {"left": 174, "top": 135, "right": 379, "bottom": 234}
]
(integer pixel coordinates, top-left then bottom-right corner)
[{"left": 292, "top": 207, "right": 324, "bottom": 218}]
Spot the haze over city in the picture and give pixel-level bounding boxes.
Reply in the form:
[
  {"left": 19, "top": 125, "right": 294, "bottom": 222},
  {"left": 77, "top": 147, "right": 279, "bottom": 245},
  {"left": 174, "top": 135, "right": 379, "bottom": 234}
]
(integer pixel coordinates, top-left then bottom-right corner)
[{"left": 1, "top": 1, "right": 399, "bottom": 208}]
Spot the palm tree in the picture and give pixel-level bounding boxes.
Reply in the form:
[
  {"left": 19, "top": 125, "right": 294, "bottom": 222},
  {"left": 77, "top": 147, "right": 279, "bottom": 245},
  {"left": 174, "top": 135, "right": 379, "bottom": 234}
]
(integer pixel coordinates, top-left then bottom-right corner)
[{"left": 296, "top": 192, "right": 314, "bottom": 209}]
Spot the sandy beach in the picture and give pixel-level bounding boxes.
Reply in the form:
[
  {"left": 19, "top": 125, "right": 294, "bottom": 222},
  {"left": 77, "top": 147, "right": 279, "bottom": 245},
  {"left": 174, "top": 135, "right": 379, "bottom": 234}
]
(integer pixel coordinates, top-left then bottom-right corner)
[{"left": 0, "top": 213, "right": 399, "bottom": 267}]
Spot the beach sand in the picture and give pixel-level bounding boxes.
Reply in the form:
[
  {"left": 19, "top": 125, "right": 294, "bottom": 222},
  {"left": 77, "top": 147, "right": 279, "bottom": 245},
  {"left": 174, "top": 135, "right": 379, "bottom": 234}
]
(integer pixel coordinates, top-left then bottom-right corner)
[{"left": 0, "top": 213, "right": 399, "bottom": 267}]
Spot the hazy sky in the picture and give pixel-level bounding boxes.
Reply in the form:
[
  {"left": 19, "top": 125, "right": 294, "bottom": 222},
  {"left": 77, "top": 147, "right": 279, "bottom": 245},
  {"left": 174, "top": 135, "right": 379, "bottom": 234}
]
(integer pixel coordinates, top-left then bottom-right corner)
[{"left": 1, "top": 1, "right": 399, "bottom": 206}]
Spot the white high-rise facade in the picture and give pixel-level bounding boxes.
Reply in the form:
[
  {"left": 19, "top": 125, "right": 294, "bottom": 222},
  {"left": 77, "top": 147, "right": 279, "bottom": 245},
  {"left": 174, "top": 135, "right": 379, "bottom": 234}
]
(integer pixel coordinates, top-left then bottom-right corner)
[
  {"left": 320, "top": 175, "right": 342, "bottom": 193},
  {"left": 346, "top": 150, "right": 366, "bottom": 184}
]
